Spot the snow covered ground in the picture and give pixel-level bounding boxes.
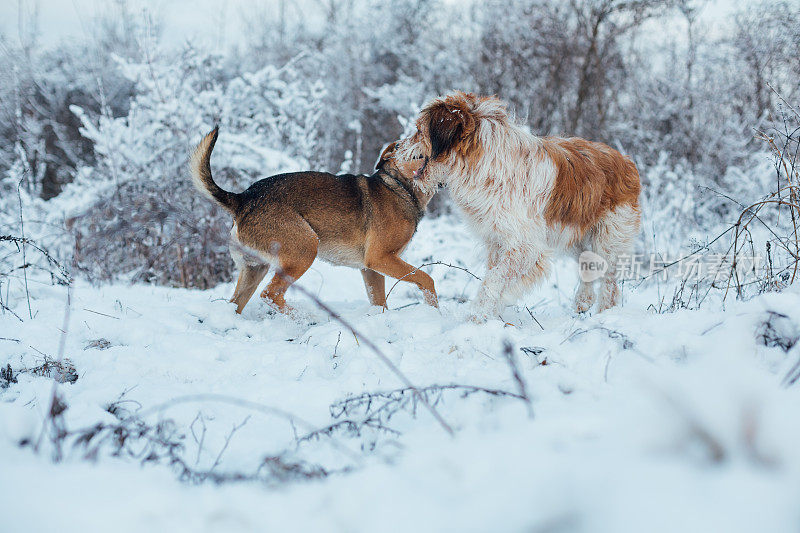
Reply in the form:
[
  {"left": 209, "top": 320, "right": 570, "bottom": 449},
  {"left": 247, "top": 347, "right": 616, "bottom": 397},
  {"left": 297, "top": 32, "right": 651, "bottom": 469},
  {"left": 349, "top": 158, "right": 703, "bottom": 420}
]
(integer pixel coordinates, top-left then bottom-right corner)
[{"left": 2, "top": 215, "right": 800, "bottom": 532}]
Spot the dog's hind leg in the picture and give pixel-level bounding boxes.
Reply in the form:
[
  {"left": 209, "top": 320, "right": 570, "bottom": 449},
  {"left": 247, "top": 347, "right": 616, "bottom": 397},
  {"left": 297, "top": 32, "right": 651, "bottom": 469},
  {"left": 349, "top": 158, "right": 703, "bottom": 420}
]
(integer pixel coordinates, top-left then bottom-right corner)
[
  {"left": 258, "top": 216, "right": 319, "bottom": 313},
  {"left": 574, "top": 280, "right": 596, "bottom": 313},
  {"left": 592, "top": 204, "right": 640, "bottom": 312},
  {"left": 230, "top": 264, "right": 269, "bottom": 314},
  {"left": 263, "top": 254, "right": 315, "bottom": 312},
  {"left": 228, "top": 233, "right": 270, "bottom": 313},
  {"left": 361, "top": 269, "right": 387, "bottom": 307},
  {"left": 571, "top": 240, "right": 596, "bottom": 313}
]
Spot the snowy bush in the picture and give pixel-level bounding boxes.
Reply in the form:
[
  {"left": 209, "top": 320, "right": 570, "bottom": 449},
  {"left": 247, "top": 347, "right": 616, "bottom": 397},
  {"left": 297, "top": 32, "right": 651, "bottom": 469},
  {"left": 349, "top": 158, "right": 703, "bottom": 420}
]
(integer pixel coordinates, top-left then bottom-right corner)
[{"left": 66, "top": 48, "right": 325, "bottom": 287}]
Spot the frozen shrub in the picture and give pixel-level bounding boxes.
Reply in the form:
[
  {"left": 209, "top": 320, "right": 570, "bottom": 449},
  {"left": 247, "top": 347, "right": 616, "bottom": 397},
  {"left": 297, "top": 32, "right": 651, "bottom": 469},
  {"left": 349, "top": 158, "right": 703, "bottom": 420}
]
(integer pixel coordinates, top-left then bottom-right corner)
[{"left": 68, "top": 48, "right": 323, "bottom": 287}]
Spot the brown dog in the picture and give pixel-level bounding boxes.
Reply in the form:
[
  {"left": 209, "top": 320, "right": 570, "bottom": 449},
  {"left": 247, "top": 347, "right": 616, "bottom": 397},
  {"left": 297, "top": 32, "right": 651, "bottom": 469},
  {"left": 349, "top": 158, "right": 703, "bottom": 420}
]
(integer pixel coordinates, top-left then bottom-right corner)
[{"left": 190, "top": 128, "right": 437, "bottom": 314}]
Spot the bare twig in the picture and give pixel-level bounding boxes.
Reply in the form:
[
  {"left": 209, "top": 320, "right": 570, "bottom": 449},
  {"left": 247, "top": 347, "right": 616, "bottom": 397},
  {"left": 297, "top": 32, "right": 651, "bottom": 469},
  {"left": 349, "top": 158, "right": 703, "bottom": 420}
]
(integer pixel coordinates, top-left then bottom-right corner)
[
  {"left": 385, "top": 261, "right": 481, "bottom": 303},
  {"left": 210, "top": 415, "right": 251, "bottom": 472},
  {"left": 782, "top": 353, "right": 800, "bottom": 388},
  {"left": 190, "top": 412, "right": 208, "bottom": 466},
  {"left": 16, "top": 180, "right": 32, "bottom": 319},
  {"left": 0, "top": 235, "right": 72, "bottom": 284},
  {"left": 0, "top": 300, "right": 24, "bottom": 322},
  {"left": 525, "top": 306, "right": 545, "bottom": 330},
  {"left": 70, "top": 407, "right": 335, "bottom": 486},
  {"left": 137, "top": 393, "right": 362, "bottom": 463},
  {"left": 767, "top": 82, "right": 800, "bottom": 118},
  {"left": 82, "top": 308, "right": 120, "bottom": 320},
  {"left": 330, "top": 383, "right": 526, "bottom": 426},
  {"left": 502, "top": 341, "right": 534, "bottom": 418}
]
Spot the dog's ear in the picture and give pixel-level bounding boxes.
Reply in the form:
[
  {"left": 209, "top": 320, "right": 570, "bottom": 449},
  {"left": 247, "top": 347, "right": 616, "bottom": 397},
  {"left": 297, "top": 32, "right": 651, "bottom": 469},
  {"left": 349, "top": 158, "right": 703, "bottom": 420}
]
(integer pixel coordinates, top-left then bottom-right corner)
[
  {"left": 428, "top": 101, "right": 476, "bottom": 160},
  {"left": 375, "top": 141, "right": 397, "bottom": 170}
]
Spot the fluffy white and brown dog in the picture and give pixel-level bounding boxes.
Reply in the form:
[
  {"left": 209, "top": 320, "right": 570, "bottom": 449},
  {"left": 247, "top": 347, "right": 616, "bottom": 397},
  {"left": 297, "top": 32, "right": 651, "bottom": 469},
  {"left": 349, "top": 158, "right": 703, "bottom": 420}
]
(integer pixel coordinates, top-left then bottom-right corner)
[{"left": 397, "top": 91, "right": 641, "bottom": 321}]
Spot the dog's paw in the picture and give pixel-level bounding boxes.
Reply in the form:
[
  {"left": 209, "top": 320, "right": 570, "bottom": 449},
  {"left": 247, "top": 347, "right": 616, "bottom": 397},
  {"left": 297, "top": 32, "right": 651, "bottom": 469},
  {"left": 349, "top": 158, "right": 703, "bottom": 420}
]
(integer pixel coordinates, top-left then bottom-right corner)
[
  {"left": 575, "top": 298, "right": 593, "bottom": 314},
  {"left": 423, "top": 291, "right": 439, "bottom": 308},
  {"left": 467, "top": 312, "right": 489, "bottom": 324},
  {"left": 574, "top": 285, "right": 595, "bottom": 314}
]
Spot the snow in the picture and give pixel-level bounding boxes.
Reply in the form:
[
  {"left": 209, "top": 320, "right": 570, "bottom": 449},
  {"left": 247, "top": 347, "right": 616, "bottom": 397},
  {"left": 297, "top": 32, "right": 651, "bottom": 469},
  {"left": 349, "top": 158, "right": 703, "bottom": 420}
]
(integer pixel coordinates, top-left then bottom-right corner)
[{"left": 2, "top": 215, "right": 800, "bottom": 532}]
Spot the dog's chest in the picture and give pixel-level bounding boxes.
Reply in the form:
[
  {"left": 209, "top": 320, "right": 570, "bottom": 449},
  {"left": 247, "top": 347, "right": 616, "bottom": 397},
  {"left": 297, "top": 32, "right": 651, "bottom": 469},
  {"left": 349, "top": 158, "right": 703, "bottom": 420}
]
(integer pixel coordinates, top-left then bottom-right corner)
[{"left": 318, "top": 242, "right": 365, "bottom": 267}]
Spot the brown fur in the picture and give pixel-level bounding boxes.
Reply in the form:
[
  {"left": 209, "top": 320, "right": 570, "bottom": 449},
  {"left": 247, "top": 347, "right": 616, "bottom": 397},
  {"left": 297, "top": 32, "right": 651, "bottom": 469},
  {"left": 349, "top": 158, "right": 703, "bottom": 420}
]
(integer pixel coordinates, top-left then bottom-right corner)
[
  {"left": 190, "top": 130, "right": 437, "bottom": 314},
  {"left": 416, "top": 91, "right": 485, "bottom": 171},
  {"left": 541, "top": 137, "right": 640, "bottom": 234}
]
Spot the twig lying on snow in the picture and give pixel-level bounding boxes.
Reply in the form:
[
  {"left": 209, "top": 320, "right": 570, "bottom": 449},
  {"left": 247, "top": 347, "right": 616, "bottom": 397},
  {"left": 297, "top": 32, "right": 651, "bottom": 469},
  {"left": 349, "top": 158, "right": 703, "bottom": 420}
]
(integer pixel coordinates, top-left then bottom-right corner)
[
  {"left": 323, "top": 383, "right": 527, "bottom": 441},
  {"left": 525, "top": 306, "right": 545, "bottom": 330},
  {"left": 562, "top": 326, "right": 634, "bottom": 350},
  {"left": 296, "top": 418, "right": 401, "bottom": 444},
  {"left": 782, "top": 352, "right": 800, "bottom": 387},
  {"left": 0, "top": 300, "right": 23, "bottom": 322},
  {"left": 136, "top": 393, "right": 362, "bottom": 463},
  {"left": 68, "top": 407, "right": 335, "bottom": 485},
  {"left": 190, "top": 412, "right": 208, "bottom": 466},
  {"left": 502, "top": 341, "right": 534, "bottom": 418},
  {"left": 299, "top": 342, "right": 538, "bottom": 445}
]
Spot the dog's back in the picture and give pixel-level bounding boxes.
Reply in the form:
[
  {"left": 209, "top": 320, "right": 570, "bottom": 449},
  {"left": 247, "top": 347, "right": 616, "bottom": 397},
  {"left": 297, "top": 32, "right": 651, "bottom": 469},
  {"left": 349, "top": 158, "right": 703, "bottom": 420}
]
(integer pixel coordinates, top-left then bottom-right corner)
[
  {"left": 539, "top": 137, "right": 640, "bottom": 236},
  {"left": 233, "top": 171, "right": 369, "bottom": 265}
]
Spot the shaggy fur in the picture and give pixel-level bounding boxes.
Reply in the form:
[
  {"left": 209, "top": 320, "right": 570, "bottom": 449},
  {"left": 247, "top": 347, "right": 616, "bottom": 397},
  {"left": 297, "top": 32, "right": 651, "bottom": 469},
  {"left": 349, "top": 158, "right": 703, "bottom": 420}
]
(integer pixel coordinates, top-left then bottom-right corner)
[
  {"left": 397, "top": 91, "right": 641, "bottom": 319},
  {"left": 191, "top": 128, "right": 437, "bottom": 314}
]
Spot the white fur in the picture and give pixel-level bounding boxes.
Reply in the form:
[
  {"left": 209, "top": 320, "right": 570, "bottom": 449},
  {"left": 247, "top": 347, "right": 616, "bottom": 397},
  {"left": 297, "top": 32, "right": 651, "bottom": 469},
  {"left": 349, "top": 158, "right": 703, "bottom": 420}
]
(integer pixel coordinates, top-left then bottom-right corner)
[{"left": 399, "top": 95, "right": 640, "bottom": 319}]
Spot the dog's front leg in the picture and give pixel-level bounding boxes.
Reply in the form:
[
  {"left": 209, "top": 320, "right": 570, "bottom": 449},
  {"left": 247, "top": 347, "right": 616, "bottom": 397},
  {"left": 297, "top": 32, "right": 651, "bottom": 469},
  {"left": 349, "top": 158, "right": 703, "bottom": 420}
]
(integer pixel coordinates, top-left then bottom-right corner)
[
  {"left": 361, "top": 268, "right": 387, "bottom": 308},
  {"left": 470, "top": 248, "right": 533, "bottom": 323},
  {"left": 365, "top": 253, "right": 438, "bottom": 308},
  {"left": 471, "top": 267, "right": 506, "bottom": 322}
]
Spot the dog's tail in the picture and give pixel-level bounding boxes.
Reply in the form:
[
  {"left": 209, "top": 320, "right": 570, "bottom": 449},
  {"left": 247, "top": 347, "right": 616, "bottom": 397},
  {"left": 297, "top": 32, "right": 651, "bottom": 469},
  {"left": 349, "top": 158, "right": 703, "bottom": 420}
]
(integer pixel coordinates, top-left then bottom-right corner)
[{"left": 190, "top": 127, "right": 240, "bottom": 213}]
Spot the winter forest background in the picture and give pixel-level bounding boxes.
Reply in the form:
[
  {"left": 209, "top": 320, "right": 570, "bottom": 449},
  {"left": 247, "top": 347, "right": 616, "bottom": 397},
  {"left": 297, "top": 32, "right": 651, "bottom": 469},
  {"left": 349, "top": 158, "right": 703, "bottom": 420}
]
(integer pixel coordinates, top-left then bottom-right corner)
[{"left": 2, "top": 0, "right": 798, "bottom": 289}]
